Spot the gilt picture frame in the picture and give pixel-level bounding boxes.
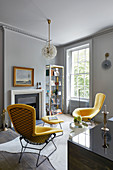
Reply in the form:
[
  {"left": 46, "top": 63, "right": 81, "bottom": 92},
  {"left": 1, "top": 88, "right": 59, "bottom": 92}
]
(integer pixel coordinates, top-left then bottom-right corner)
[{"left": 13, "top": 66, "right": 34, "bottom": 87}]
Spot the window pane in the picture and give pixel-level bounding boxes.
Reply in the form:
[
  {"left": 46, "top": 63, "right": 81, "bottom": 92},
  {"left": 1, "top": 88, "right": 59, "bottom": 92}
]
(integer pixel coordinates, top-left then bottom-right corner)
[
  {"left": 85, "top": 75, "right": 89, "bottom": 86},
  {"left": 74, "top": 86, "right": 78, "bottom": 97},
  {"left": 73, "top": 51, "right": 78, "bottom": 63},
  {"left": 85, "top": 86, "right": 89, "bottom": 91},
  {"left": 80, "top": 90, "right": 84, "bottom": 98},
  {"left": 74, "top": 75, "right": 77, "bottom": 86},
  {"left": 74, "top": 66, "right": 78, "bottom": 74},
  {"left": 85, "top": 90, "right": 89, "bottom": 99},
  {"left": 78, "top": 75, "right": 84, "bottom": 85},
  {"left": 86, "top": 48, "right": 89, "bottom": 61},
  {"left": 85, "top": 61, "right": 89, "bottom": 73},
  {"left": 71, "top": 74, "right": 74, "bottom": 97},
  {"left": 79, "top": 49, "right": 85, "bottom": 62},
  {"left": 79, "top": 62, "right": 85, "bottom": 73}
]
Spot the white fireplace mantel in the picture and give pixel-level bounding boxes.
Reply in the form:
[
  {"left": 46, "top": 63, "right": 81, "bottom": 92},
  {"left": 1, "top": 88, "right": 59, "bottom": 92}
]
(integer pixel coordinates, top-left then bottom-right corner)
[{"left": 11, "top": 89, "right": 45, "bottom": 119}]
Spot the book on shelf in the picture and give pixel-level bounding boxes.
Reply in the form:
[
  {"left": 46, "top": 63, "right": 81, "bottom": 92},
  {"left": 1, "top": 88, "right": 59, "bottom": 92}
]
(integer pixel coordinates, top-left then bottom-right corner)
[
  {"left": 46, "top": 69, "right": 54, "bottom": 76},
  {"left": 51, "top": 98, "right": 56, "bottom": 104},
  {"left": 54, "top": 109, "right": 62, "bottom": 114}
]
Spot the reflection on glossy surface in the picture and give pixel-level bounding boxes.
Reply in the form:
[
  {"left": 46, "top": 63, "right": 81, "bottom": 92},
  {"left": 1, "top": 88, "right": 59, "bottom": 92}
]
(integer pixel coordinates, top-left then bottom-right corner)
[
  {"left": 71, "top": 120, "right": 113, "bottom": 161},
  {"left": 102, "top": 130, "right": 109, "bottom": 149},
  {"left": 72, "top": 129, "right": 90, "bottom": 148},
  {"left": 69, "top": 122, "right": 89, "bottom": 140}
]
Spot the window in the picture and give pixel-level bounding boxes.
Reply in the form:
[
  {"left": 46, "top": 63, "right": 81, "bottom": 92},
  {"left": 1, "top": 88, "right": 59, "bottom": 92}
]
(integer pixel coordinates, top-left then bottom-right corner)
[{"left": 70, "top": 44, "right": 90, "bottom": 100}]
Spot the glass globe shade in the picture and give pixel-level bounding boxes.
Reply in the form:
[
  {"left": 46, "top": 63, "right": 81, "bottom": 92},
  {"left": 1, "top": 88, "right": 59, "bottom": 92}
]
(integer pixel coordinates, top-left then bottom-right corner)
[{"left": 42, "top": 44, "right": 57, "bottom": 59}]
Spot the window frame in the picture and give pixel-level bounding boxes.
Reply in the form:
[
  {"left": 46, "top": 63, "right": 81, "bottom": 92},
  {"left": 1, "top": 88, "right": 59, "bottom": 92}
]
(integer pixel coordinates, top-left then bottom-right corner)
[{"left": 65, "top": 40, "right": 92, "bottom": 113}]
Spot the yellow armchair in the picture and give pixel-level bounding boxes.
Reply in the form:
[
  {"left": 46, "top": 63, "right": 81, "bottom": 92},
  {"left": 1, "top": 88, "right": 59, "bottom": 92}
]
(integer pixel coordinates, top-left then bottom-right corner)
[
  {"left": 72, "top": 93, "right": 106, "bottom": 121},
  {"left": 7, "top": 104, "right": 63, "bottom": 168}
]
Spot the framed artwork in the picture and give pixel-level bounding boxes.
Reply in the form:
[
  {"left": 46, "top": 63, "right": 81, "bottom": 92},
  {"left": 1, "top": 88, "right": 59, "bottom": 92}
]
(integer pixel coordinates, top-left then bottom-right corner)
[{"left": 13, "top": 66, "right": 34, "bottom": 87}]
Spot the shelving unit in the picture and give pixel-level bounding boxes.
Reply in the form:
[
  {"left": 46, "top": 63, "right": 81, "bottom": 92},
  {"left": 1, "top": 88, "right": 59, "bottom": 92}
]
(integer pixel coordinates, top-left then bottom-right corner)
[{"left": 46, "top": 65, "right": 64, "bottom": 116}]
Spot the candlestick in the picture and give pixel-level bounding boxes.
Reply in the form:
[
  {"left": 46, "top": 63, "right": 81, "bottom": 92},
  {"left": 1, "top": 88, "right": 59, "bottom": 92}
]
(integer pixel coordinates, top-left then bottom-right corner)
[{"left": 101, "top": 105, "right": 109, "bottom": 131}]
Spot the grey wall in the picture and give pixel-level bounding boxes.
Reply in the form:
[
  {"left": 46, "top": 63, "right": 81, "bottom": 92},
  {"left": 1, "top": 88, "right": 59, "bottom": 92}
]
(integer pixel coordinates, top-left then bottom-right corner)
[
  {"left": 0, "top": 28, "right": 4, "bottom": 127},
  {"left": 4, "top": 29, "right": 55, "bottom": 126},
  {"left": 93, "top": 32, "right": 113, "bottom": 122},
  {"left": 55, "top": 47, "right": 66, "bottom": 111},
  {"left": 56, "top": 31, "right": 113, "bottom": 122}
]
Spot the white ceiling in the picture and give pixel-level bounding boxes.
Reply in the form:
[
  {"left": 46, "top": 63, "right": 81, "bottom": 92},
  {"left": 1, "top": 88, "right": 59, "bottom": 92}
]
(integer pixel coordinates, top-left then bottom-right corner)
[{"left": 0, "top": 0, "right": 113, "bottom": 45}]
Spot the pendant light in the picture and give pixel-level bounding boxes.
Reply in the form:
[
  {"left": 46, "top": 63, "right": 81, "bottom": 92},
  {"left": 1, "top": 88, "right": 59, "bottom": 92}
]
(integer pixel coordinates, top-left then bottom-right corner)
[{"left": 42, "top": 19, "right": 57, "bottom": 59}]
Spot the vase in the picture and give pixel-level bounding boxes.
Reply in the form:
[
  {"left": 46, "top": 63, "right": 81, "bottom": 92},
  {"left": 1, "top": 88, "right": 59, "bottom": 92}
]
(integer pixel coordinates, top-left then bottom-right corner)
[{"left": 74, "top": 121, "right": 82, "bottom": 126}]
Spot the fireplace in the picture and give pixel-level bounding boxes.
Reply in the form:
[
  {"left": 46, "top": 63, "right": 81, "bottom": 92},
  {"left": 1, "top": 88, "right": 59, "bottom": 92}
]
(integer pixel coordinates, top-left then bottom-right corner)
[
  {"left": 15, "top": 94, "right": 39, "bottom": 119},
  {"left": 11, "top": 89, "right": 45, "bottom": 120}
]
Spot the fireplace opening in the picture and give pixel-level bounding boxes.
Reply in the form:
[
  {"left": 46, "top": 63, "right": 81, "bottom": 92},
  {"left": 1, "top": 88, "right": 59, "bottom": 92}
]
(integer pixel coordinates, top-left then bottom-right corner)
[{"left": 15, "top": 94, "right": 39, "bottom": 120}]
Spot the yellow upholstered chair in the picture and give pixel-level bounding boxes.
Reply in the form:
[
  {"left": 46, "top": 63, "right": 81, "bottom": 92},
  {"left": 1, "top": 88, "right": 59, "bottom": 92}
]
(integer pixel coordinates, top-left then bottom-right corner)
[
  {"left": 72, "top": 93, "right": 106, "bottom": 121},
  {"left": 7, "top": 104, "right": 63, "bottom": 168}
]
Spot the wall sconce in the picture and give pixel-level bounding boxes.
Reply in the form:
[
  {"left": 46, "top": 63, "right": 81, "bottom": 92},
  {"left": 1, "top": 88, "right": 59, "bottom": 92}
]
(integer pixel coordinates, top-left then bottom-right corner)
[{"left": 102, "top": 53, "right": 112, "bottom": 69}]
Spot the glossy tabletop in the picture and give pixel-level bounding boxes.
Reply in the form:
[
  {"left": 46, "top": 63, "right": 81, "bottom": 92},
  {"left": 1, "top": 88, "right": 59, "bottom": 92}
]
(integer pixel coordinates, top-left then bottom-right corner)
[{"left": 69, "top": 119, "right": 113, "bottom": 162}]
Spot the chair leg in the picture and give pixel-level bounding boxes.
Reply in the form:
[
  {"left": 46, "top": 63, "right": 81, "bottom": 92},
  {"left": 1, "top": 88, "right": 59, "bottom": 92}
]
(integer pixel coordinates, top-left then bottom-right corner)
[
  {"left": 59, "top": 123, "right": 62, "bottom": 129},
  {"left": 36, "top": 150, "right": 41, "bottom": 167},
  {"left": 19, "top": 145, "right": 23, "bottom": 163},
  {"left": 36, "top": 139, "right": 57, "bottom": 169},
  {"left": 19, "top": 137, "right": 28, "bottom": 163},
  {"left": 59, "top": 123, "right": 63, "bottom": 135}
]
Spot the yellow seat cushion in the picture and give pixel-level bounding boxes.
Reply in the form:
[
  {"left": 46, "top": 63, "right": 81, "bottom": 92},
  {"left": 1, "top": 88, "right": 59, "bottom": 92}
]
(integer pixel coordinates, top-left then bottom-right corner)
[
  {"left": 42, "top": 116, "right": 64, "bottom": 125},
  {"left": 27, "top": 125, "right": 63, "bottom": 144},
  {"left": 73, "top": 108, "right": 100, "bottom": 120}
]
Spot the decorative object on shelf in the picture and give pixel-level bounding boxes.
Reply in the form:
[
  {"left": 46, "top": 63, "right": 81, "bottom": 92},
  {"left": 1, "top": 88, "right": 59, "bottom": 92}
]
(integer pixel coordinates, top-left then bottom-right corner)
[
  {"left": 36, "top": 82, "right": 38, "bottom": 89},
  {"left": 102, "top": 53, "right": 112, "bottom": 69},
  {"left": 46, "top": 107, "right": 49, "bottom": 115},
  {"left": 46, "top": 69, "right": 54, "bottom": 76},
  {"left": 13, "top": 66, "right": 34, "bottom": 87},
  {"left": 51, "top": 80, "right": 55, "bottom": 86},
  {"left": 74, "top": 115, "right": 82, "bottom": 126},
  {"left": 58, "top": 91, "right": 61, "bottom": 95},
  {"left": 101, "top": 105, "right": 109, "bottom": 131},
  {"left": 37, "top": 82, "right": 42, "bottom": 89},
  {"left": 57, "top": 98, "right": 60, "bottom": 104},
  {"left": 42, "top": 19, "right": 57, "bottom": 59},
  {"left": 46, "top": 90, "right": 49, "bottom": 96},
  {"left": 59, "top": 81, "right": 61, "bottom": 86},
  {"left": 54, "top": 68, "right": 60, "bottom": 76},
  {"left": 55, "top": 89, "right": 58, "bottom": 96},
  {"left": 55, "top": 82, "right": 59, "bottom": 86}
]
